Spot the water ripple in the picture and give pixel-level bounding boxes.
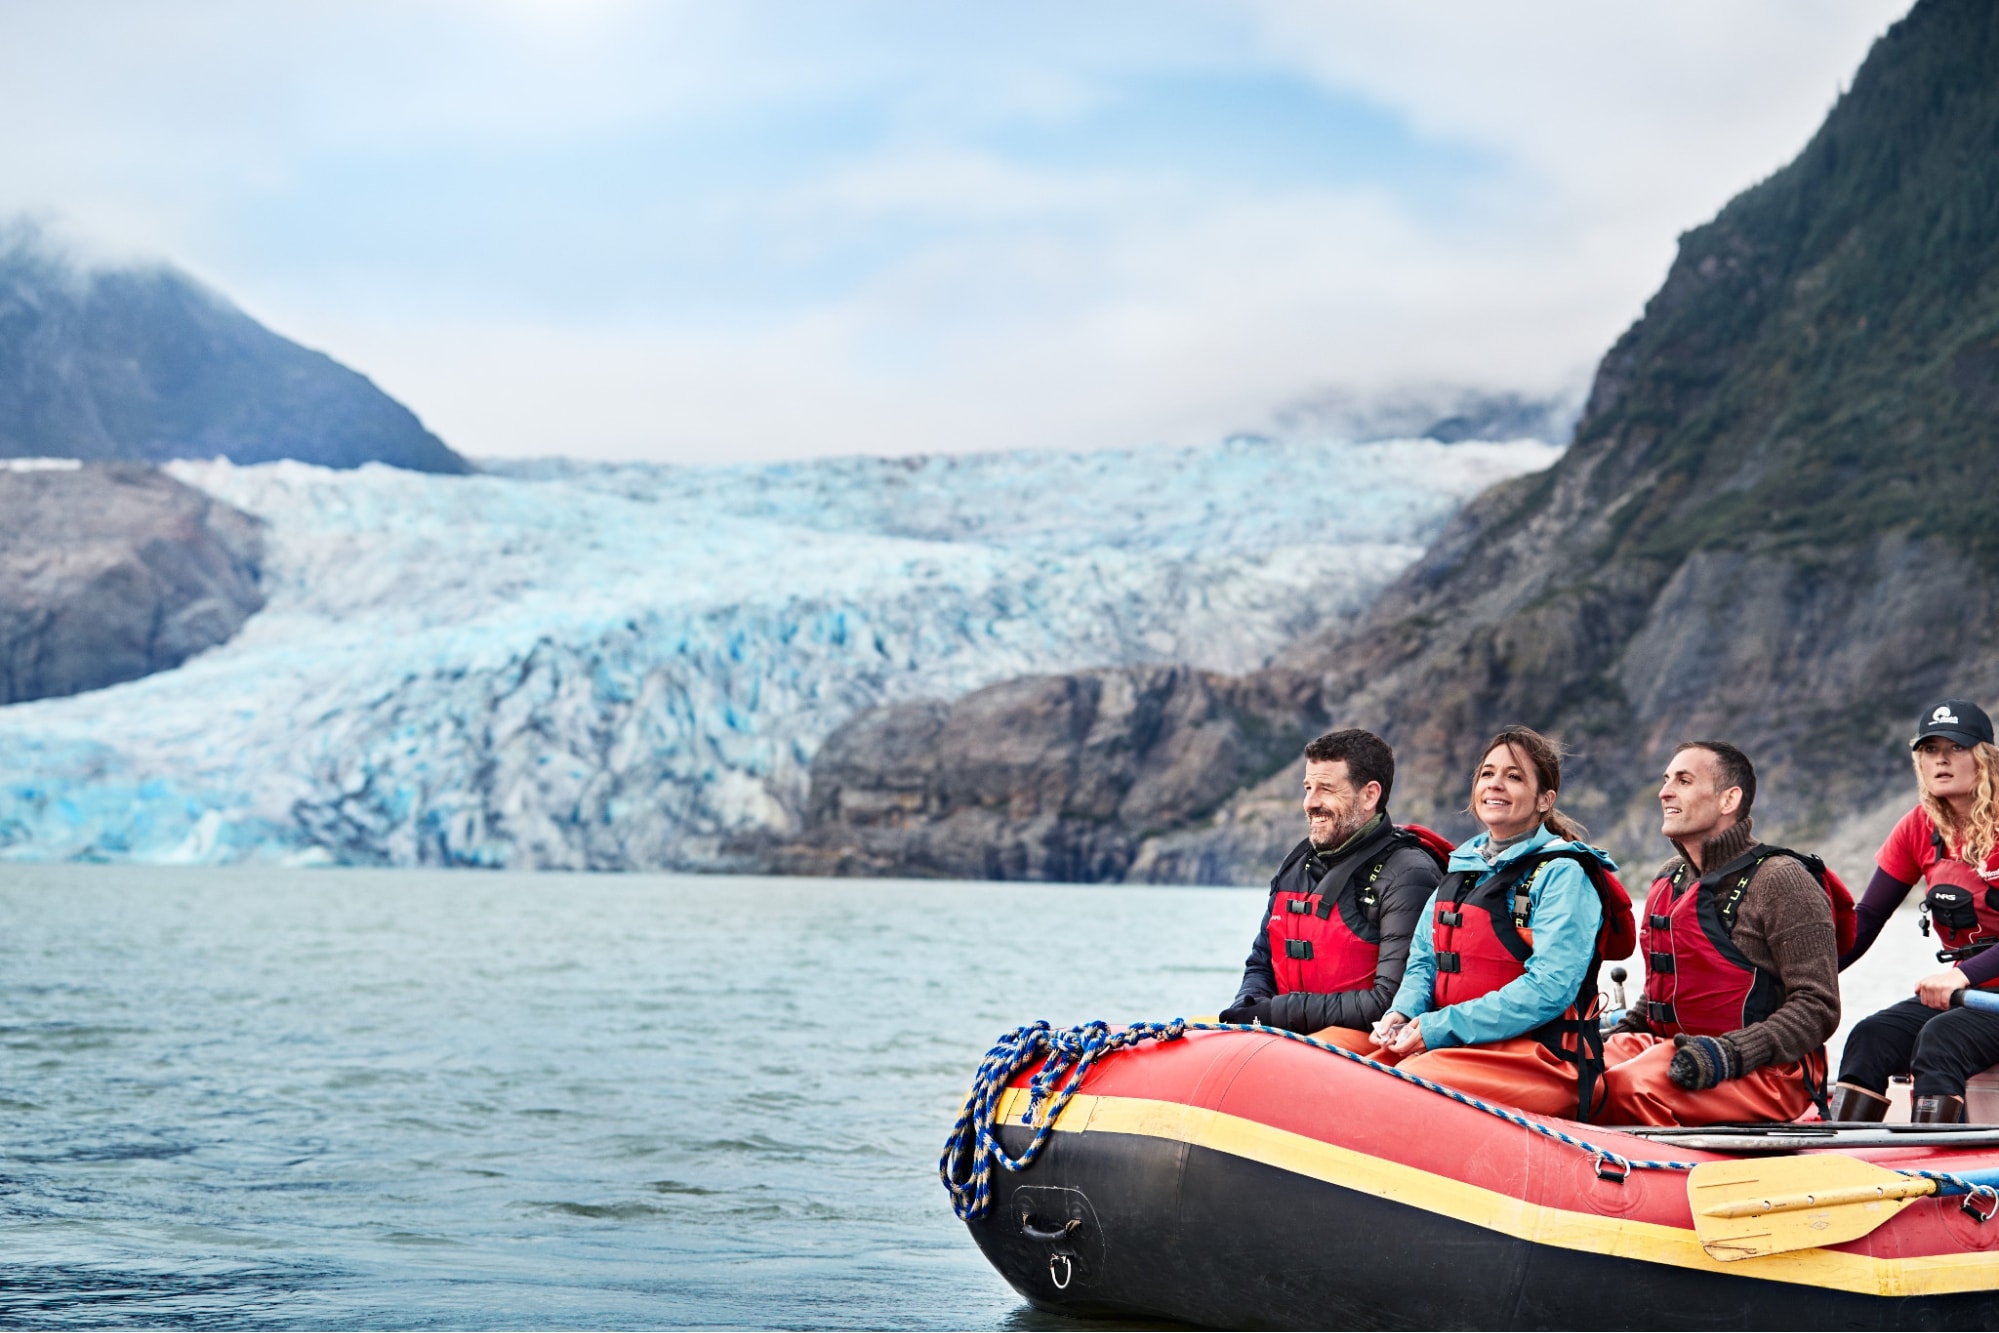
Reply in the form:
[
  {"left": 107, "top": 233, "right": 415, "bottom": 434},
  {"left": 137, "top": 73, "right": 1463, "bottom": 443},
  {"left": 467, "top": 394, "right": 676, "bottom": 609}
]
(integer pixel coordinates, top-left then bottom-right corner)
[{"left": 0, "top": 865, "right": 1263, "bottom": 1328}]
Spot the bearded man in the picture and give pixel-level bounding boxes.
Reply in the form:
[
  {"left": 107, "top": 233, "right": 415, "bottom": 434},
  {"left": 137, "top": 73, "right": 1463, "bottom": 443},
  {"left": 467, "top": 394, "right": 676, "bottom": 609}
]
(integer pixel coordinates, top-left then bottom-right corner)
[{"left": 1221, "top": 728, "right": 1445, "bottom": 1042}]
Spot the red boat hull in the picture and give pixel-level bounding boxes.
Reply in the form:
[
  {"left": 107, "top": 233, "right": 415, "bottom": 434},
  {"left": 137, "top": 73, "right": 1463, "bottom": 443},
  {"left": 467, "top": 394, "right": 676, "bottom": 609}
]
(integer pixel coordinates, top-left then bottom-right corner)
[{"left": 964, "top": 1029, "right": 1999, "bottom": 1329}]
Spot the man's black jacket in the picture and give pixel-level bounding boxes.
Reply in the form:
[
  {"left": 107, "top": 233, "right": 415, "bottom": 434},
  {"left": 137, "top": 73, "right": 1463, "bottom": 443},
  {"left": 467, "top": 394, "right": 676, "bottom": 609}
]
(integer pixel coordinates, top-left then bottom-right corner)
[{"left": 1229, "top": 813, "right": 1443, "bottom": 1034}]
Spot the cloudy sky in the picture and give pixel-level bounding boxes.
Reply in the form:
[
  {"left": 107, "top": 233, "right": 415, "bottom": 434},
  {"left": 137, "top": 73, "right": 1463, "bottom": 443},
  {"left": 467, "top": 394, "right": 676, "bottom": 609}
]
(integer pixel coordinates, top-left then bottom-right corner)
[{"left": 0, "top": 1, "right": 1909, "bottom": 463}]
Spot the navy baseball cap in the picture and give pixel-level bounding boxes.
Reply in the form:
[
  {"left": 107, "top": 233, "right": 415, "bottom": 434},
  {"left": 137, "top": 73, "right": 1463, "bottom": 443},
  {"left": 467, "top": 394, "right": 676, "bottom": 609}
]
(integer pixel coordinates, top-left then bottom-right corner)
[{"left": 1911, "top": 699, "right": 1996, "bottom": 750}]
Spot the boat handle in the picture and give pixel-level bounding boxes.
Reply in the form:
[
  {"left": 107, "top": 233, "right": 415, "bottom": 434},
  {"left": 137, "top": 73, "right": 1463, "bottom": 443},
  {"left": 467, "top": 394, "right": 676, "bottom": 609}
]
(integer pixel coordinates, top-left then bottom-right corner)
[{"left": 1020, "top": 1215, "right": 1082, "bottom": 1242}]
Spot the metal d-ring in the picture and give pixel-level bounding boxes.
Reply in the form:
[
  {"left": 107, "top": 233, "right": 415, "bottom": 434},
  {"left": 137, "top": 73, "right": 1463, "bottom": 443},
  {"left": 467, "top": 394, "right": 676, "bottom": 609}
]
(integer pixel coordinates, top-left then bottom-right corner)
[
  {"left": 1594, "top": 1153, "right": 1631, "bottom": 1183},
  {"left": 1961, "top": 1186, "right": 1999, "bottom": 1224},
  {"left": 1049, "top": 1253, "right": 1073, "bottom": 1289}
]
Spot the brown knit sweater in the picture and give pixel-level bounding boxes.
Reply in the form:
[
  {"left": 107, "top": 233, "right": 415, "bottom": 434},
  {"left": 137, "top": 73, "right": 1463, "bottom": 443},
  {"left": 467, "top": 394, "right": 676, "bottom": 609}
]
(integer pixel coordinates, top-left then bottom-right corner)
[{"left": 1610, "top": 818, "right": 1840, "bottom": 1071}]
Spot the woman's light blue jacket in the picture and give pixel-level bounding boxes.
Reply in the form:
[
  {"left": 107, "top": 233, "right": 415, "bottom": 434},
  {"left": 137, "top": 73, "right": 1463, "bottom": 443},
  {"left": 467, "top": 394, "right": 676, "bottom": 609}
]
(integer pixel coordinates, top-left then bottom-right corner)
[{"left": 1388, "top": 824, "right": 1618, "bottom": 1050}]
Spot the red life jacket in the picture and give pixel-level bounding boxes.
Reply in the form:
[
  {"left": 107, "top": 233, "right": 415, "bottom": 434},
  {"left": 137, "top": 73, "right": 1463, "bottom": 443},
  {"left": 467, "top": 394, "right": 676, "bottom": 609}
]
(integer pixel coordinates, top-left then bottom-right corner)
[
  {"left": 1430, "top": 847, "right": 1635, "bottom": 1120},
  {"left": 1922, "top": 827, "right": 1999, "bottom": 988},
  {"left": 1640, "top": 844, "right": 1850, "bottom": 1034},
  {"left": 1266, "top": 823, "right": 1453, "bottom": 994}
]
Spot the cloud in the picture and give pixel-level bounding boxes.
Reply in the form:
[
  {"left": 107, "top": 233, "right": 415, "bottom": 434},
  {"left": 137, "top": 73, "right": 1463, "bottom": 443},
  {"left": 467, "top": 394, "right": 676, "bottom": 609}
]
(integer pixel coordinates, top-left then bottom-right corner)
[{"left": 0, "top": 1, "right": 1911, "bottom": 462}]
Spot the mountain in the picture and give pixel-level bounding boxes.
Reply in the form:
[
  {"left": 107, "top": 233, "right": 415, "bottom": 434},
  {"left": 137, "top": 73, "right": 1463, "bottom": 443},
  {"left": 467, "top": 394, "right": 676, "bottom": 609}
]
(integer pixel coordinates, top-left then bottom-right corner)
[
  {"left": 0, "top": 223, "right": 469, "bottom": 474},
  {"left": 0, "top": 437, "right": 1556, "bottom": 866},
  {"left": 786, "top": 0, "right": 1999, "bottom": 885},
  {"left": 0, "top": 462, "right": 264, "bottom": 705}
]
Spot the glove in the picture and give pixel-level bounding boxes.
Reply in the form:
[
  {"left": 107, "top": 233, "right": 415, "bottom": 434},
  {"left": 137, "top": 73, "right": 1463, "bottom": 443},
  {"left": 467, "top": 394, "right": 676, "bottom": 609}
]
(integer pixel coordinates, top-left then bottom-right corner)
[
  {"left": 1218, "top": 1000, "right": 1269, "bottom": 1025},
  {"left": 1668, "top": 1034, "right": 1742, "bottom": 1091}
]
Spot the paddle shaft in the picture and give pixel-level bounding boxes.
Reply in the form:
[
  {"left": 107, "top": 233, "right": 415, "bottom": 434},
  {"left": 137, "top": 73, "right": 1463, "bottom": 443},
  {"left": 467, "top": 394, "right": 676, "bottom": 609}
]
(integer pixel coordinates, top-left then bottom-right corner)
[
  {"left": 1701, "top": 1177, "right": 1935, "bottom": 1218},
  {"left": 1660, "top": 1132, "right": 1999, "bottom": 1151},
  {"left": 1701, "top": 1165, "right": 1999, "bottom": 1216},
  {"left": 1951, "top": 987, "right": 1999, "bottom": 1012}
]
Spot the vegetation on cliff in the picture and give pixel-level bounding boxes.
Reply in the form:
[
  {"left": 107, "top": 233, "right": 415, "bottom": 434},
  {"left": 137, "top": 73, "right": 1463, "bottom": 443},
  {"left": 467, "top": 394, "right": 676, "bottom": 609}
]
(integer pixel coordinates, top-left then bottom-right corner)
[{"left": 1572, "top": 0, "right": 1999, "bottom": 568}]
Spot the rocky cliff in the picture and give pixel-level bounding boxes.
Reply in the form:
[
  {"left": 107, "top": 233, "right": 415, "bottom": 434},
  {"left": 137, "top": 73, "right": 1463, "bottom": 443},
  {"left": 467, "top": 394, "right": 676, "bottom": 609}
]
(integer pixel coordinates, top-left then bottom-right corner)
[
  {"left": 0, "top": 464, "right": 264, "bottom": 704},
  {"left": 785, "top": 0, "right": 1999, "bottom": 884},
  {"left": 0, "top": 224, "right": 468, "bottom": 474},
  {"left": 760, "top": 665, "right": 1315, "bottom": 880}
]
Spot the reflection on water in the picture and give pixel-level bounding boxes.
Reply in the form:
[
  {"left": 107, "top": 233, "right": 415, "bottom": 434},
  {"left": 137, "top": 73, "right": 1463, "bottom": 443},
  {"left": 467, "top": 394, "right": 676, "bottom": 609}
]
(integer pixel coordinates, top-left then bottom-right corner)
[
  {"left": 0, "top": 864, "right": 1941, "bottom": 1328},
  {"left": 0, "top": 866, "right": 1249, "bottom": 1329}
]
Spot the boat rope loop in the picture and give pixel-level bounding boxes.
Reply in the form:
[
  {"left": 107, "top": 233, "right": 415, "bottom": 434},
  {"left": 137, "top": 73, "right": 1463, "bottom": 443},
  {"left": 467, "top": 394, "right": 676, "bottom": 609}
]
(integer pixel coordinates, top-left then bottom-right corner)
[
  {"left": 940, "top": 1018, "right": 1188, "bottom": 1222},
  {"left": 1899, "top": 1168, "right": 1999, "bottom": 1218}
]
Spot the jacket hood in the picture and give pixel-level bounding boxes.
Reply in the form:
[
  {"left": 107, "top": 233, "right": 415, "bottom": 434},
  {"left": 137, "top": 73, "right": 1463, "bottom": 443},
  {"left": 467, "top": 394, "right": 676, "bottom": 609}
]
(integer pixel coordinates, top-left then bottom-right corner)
[{"left": 1447, "top": 823, "right": 1619, "bottom": 875}]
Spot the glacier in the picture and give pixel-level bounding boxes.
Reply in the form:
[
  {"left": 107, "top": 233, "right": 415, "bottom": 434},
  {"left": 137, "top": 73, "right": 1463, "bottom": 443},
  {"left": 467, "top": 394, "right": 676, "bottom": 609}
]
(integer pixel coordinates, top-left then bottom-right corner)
[{"left": 0, "top": 436, "right": 1560, "bottom": 869}]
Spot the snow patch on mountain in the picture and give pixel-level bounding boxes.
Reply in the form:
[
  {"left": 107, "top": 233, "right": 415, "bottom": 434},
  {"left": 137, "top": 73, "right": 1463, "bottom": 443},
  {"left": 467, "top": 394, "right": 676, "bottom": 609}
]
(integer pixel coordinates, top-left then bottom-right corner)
[{"left": 0, "top": 437, "right": 1558, "bottom": 867}]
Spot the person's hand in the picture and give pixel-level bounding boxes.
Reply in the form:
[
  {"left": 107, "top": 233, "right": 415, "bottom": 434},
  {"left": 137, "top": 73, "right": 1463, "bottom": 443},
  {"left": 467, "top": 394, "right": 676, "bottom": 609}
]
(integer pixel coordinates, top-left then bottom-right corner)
[
  {"left": 1369, "top": 1011, "right": 1409, "bottom": 1046},
  {"left": 1383, "top": 1018, "right": 1428, "bottom": 1057},
  {"left": 1668, "top": 1034, "right": 1741, "bottom": 1090},
  {"left": 1917, "top": 967, "right": 1971, "bottom": 1010},
  {"left": 1218, "top": 1000, "right": 1269, "bottom": 1025}
]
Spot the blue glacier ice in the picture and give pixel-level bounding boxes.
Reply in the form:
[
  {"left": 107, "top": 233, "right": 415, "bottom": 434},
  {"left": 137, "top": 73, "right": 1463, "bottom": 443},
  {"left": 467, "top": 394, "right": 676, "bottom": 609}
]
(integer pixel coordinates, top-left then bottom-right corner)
[{"left": 0, "top": 436, "right": 1560, "bottom": 868}]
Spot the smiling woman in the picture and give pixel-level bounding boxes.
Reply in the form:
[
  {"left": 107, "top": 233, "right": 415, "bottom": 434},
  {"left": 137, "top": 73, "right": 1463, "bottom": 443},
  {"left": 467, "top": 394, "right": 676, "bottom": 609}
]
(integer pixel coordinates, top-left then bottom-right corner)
[{"left": 1370, "top": 726, "right": 1632, "bottom": 1121}]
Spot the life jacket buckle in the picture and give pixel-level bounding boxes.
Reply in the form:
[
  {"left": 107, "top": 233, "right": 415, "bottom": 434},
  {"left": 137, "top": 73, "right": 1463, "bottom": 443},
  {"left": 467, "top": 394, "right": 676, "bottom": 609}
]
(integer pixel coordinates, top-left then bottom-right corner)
[
  {"left": 1285, "top": 939, "right": 1313, "bottom": 960},
  {"left": 1435, "top": 951, "right": 1461, "bottom": 974},
  {"left": 1286, "top": 899, "right": 1313, "bottom": 914},
  {"left": 1647, "top": 951, "right": 1675, "bottom": 974}
]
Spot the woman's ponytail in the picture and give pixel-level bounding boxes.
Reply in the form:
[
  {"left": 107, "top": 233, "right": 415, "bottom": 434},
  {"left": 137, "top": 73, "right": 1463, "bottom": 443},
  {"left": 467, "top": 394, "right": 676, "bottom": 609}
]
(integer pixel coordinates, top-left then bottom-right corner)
[{"left": 1542, "top": 807, "right": 1590, "bottom": 844}]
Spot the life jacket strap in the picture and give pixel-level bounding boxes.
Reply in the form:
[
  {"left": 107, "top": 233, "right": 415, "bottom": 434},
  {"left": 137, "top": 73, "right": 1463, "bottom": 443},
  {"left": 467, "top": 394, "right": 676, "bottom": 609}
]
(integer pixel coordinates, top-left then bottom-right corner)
[{"left": 1800, "top": 1048, "right": 1832, "bottom": 1121}]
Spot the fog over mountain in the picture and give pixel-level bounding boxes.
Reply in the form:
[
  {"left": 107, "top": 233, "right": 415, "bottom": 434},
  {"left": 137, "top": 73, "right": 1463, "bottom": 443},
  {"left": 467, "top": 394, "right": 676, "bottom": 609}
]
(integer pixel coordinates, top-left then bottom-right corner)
[
  {"left": 0, "top": 223, "right": 467, "bottom": 474},
  {"left": 1268, "top": 384, "right": 1586, "bottom": 449}
]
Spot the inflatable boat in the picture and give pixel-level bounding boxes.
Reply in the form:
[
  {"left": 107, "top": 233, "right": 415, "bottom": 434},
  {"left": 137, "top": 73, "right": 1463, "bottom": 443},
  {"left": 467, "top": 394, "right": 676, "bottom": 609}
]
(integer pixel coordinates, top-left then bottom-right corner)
[{"left": 941, "top": 1020, "right": 1999, "bottom": 1330}]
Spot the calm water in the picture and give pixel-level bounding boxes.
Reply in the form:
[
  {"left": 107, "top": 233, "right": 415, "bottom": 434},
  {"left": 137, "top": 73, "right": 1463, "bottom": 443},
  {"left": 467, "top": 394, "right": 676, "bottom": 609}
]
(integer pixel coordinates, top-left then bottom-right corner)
[
  {"left": 0, "top": 867, "right": 1256, "bottom": 1329},
  {"left": 0, "top": 866, "right": 1938, "bottom": 1329}
]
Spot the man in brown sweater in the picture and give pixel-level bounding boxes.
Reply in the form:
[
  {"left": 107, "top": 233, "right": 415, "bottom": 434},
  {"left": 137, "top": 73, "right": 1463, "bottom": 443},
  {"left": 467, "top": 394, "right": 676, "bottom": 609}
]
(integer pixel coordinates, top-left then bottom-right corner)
[{"left": 1598, "top": 741, "right": 1840, "bottom": 1125}]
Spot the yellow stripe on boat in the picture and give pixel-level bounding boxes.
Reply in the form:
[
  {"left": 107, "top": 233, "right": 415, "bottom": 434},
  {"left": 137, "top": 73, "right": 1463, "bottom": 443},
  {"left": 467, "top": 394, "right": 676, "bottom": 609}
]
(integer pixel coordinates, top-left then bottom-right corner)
[{"left": 992, "top": 1087, "right": 1999, "bottom": 1297}]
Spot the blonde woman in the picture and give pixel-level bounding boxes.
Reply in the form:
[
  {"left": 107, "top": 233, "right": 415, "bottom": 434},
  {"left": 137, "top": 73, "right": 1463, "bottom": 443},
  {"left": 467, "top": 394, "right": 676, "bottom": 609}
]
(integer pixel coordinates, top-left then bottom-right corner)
[{"left": 1831, "top": 699, "right": 1999, "bottom": 1124}]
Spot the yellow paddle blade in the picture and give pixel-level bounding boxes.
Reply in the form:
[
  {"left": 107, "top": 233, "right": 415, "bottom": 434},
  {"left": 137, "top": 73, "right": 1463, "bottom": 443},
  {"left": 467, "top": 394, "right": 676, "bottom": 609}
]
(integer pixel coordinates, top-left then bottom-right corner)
[{"left": 1689, "top": 1155, "right": 1937, "bottom": 1261}]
